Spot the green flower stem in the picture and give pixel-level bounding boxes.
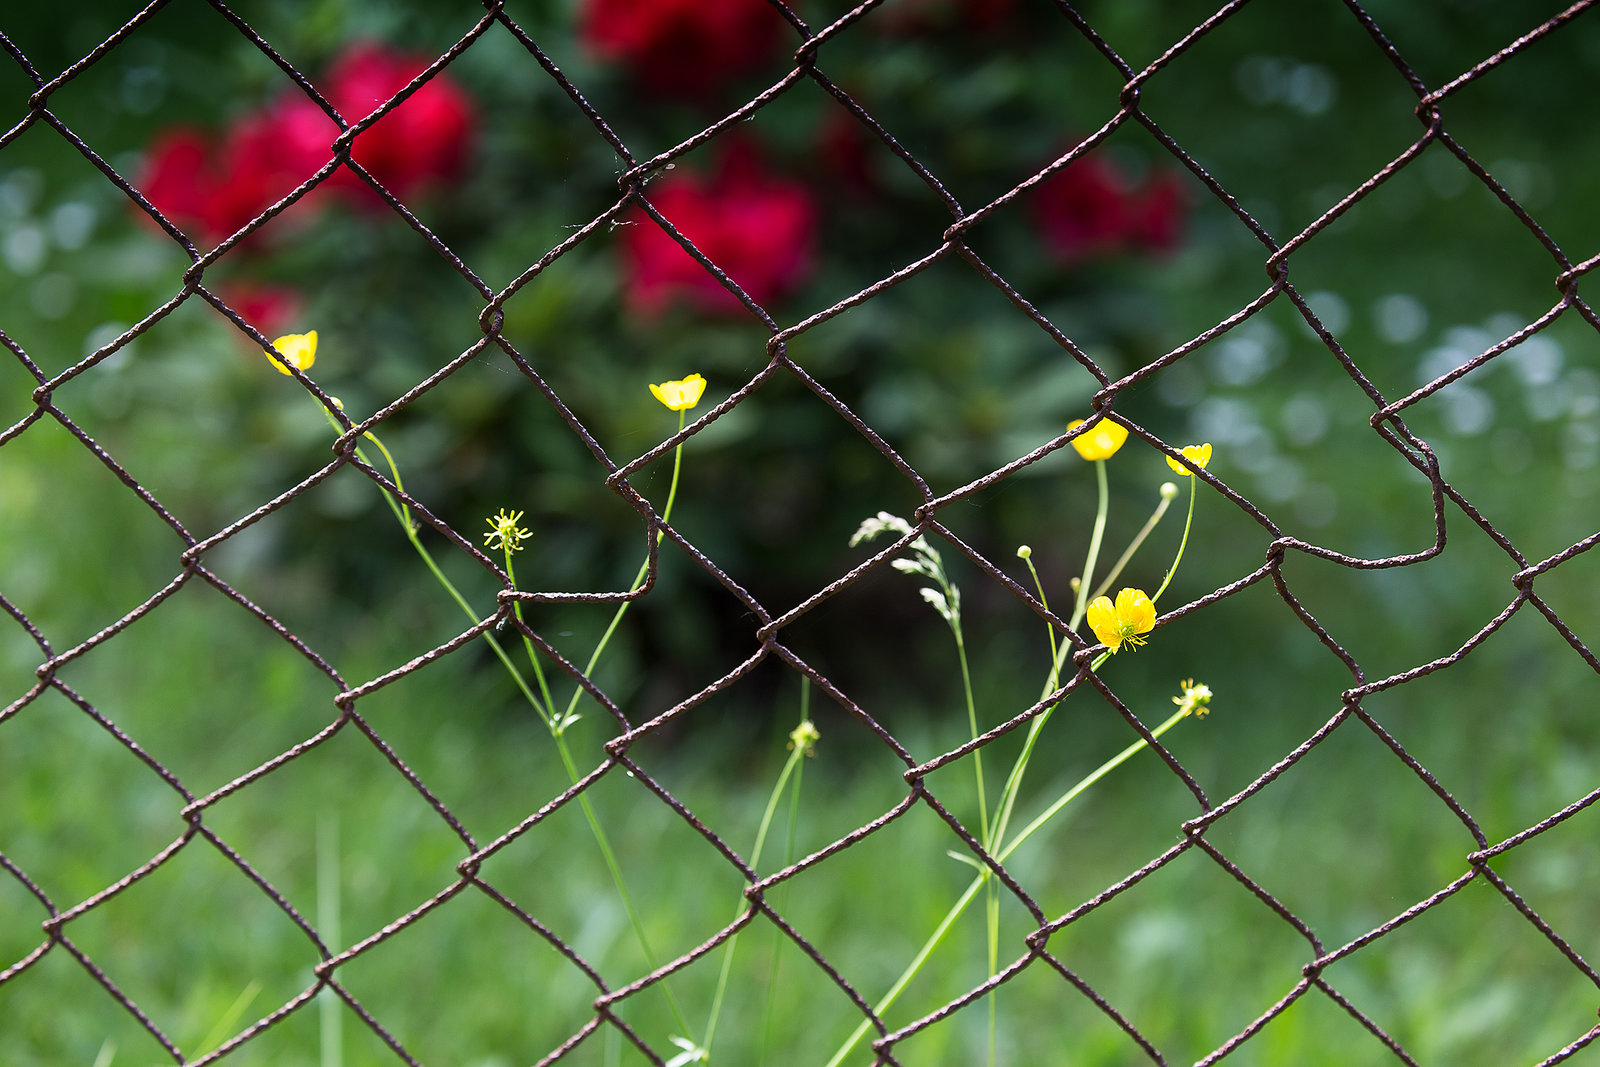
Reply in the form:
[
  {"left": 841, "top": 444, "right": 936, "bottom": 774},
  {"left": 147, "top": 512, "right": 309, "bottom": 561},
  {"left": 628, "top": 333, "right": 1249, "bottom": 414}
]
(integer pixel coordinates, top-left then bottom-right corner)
[
  {"left": 197, "top": 979, "right": 262, "bottom": 1057},
  {"left": 829, "top": 454, "right": 1200, "bottom": 1066},
  {"left": 553, "top": 408, "right": 687, "bottom": 734},
  {"left": 999, "top": 700, "right": 1186, "bottom": 859},
  {"left": 992, "top": 477, "right": 1190, "bottom": 867},
  {"left": 1004, "top": 476, "right": 1184, "bottom": 857},
  {"left": 317, "top": 813, "right": 342, "bottom": 1067},
  {"left": 528, "top": 410, "right": 694, "bottom": 1041},
  {"left": 1152, "top": 473, "right": 1197, "bottom": 604},
  {"left": 983, "top": 645, "right": 1109, "bottom": 898},
  {"left": 758, "top": 710, "right": 808, "bottom": 1066},
  {"left": 950, "top": 612, "right": 996, "bottom": 1067},
  {"left": 405, "top": 531, "right": 550, "bottom": 723},
  {"left": 704, "top": 707, "right": 811, "bottom": 1060},
  {"left": 503, "top": 548, "right": 559, "bottom": 725},
  {"left": 987, "top": 456, "right": 1114, "bottom": 865},
  {"left": 825, "top": 695, "right": 1188, "bottom": 1067},
  {"left": 1070, "top": 458, "right": 1112, "bottom": 633},
  {"left": 343, "top": 420, "right": 556, "bottom": 730},
  {"left": 334, "top": 407, "right": 692, "bottom": 1040},
  {"left": 568, "top": 755, "right": 690, "bottom": 1038},
  {"left": 523, "top": 407, "right": 695, "bottom": 1041},
  {"left": 992, "top": 466, "right": 1178, "bottom": 864},
  {"left": 952, "top": 619, "right": 989, "bottom": 847},
  {"left": 821, "top": 877, "right": 983, "bottom": 1067},
  {"left": 969, "top": 457, "right": 1117, "bottom": 1063},
  {"left": 350, "top": 426, "right": 412, "bottom": 533},
  {"left": 1091, "top": 487, "right": 1175, "bottom": 601},
  {"left": 1021, "top": 553, "right": 1058, "bottom": 676}
]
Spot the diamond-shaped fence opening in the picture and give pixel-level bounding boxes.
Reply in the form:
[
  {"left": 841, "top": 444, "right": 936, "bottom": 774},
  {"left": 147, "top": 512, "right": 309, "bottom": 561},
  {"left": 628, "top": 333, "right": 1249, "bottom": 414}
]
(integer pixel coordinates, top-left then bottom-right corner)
[{"left": 4, "top": 1, "right": 1600, "bottom": 1064}]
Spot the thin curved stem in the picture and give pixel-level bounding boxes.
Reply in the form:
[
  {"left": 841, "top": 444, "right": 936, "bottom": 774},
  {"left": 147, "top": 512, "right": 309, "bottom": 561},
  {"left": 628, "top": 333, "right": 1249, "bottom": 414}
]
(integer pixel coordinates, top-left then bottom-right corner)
[
  {"left": 504, "top": 550, "right": 558, "bottom": 724},
  {"left": 758, "top": 705, "right": 808, "bottom": 1065},
  {"left": 1152, "top": 475, "right": 1197, "bottom": 604},
  {"left": 343, "top": 407, "right": 693, "bottom": 1038},
  {"left": 704, "top": 709, "right": 809, "bottom": 1059},
  {"left": 1092, "top": 488, "right": 1175, "bottom": 601},
  {"left": 556, "top": 408, "right": 687, "bottom": 731},
  {"left": 1070, "top": 458, "right": 1112, "bottom": 632},
  {"left": 343, "top": 418, "right": 554, "bottom": 726},
  {"left": 825, "top": 693, "right": 1187, "bottom": 1067}
]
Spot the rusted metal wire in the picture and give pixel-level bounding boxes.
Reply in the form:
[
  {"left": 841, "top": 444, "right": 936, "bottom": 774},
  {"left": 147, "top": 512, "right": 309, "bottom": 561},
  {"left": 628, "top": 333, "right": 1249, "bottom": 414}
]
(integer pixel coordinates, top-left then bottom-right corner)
[{"left": 3, "top": 1, "right": 1599, "bottom": 1064}]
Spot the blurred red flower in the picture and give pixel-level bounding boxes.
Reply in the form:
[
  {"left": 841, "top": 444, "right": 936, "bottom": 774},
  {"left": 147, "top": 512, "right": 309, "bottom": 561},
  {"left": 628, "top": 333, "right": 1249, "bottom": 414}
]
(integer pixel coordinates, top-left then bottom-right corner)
[
  {"left": 218, "top": 281, "right": 304, "bottom": 339},
  {"left": 136, "top": 43, "right": 474, "bottom": 243},
  {"left": 580, "top": 0, "right": 784, "bottom": 99},
  {"left": 320, "top": 44, "right": 475, "bottom": 204},
  {"left": 138, "top": 101, "right": 328, "bottom": 242},
  {"left": 210, "top": 99, "right": 333, "bottom": 237},
  {"left": 1125, "top": 171, "right": 1186, "bottom": 254},
  {"left": 1032, "top": 150, "right": 1186, "bottom": 262},
  {"left": 1032, "top": 155, "right": 1131, "bottom": 261},
  {"left": 818, "top": 110, "right": 878, "bottom": 197},
  {"left": 623, "top": 144, "right": 817, "bottom": 316},
  {"left": 139, "top": 128, "right": 217, "bottom": 236}
]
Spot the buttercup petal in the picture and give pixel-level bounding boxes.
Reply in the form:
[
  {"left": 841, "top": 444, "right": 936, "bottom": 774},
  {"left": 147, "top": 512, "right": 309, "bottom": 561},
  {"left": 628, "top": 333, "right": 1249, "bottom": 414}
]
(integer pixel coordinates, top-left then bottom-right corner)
[
  {"left": 1114, "top": 588, "right": 1156, "bottom": 634},
  {"left": 1165, "top": 442, "right": 1212, "bottom": 475},
  {"left": 1067, "top": 415, "right": 1128, "bottom": 461},
  {"left": 1086, "top": 595, "right": 1120, "bottom": 647},
  {"left": 650, "top": 372, "right": 707, "bottom": 411},
  {"left": 268, "top": 330, "right": 317, "bottom": 376}
]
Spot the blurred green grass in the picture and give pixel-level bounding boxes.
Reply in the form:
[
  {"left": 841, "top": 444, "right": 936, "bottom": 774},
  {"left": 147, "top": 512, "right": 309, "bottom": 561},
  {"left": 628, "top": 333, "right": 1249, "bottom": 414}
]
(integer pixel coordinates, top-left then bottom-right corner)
[
  {"left": 5, "top": 0, "right": 1600, "bottom": 1062},
  {"left": 3, "top": 543, "right": 1597, "bottom": 1064}
]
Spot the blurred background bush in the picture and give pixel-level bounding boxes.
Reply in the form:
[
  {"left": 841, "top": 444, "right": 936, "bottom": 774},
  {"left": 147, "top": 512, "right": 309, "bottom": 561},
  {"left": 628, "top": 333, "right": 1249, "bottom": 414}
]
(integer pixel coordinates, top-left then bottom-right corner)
[{"left": 5, "top": 2, "right": 1597, "bottom": 712}]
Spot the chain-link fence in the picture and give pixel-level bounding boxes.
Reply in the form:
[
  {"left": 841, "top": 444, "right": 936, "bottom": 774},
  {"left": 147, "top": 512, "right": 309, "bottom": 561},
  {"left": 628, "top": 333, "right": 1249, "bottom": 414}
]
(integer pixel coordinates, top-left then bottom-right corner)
[{"left": 4, "top": 1, "right": 1600, "bottom": 1064}]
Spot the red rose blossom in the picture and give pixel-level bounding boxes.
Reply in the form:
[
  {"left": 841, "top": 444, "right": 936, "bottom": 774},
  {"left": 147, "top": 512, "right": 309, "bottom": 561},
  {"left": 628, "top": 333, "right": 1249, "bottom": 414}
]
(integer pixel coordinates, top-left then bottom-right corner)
[
  {"left": 580, "top": 0, "right": 784, "bottom": 99},
  {"left": 1032, "top": 154, "right": 1130, "bottom": 261},
  {"left": 320, "top": 43, "right": 474, "bottom": 204},
  {"left": 139, "top": 128, "right": 217, "bottom": 236},
  {"left": 1125, "top": 171, "right": 1186, "bottom": 254},
  {"left": 207, "top": 97, "right": 334, "bottom": 237},
  {"left": 136, "top": 43, "right": 474, "bottom": 242},
  {"left": 623, "top": 143, "right": 817, "bottom": 316},
  {"left": 137, "top": 103, "right": 330, "bottom": 243},
  {"left": 1032, "top": 149, "right": 1186, "bottom": 262}
]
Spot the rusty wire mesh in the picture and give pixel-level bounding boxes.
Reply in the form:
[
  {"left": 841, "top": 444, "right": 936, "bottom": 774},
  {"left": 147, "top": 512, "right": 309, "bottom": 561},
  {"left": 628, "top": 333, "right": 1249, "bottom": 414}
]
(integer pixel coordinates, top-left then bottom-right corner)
[{"left": 4, "top": 0, "right": 1600, "bottom": 1064}]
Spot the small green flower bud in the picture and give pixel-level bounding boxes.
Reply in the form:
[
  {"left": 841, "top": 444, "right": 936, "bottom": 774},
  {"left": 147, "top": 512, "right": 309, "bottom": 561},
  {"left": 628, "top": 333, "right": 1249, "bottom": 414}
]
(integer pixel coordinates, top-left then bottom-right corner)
[{"left": 788, "top": 719, "right": 820, "bottom": 756}]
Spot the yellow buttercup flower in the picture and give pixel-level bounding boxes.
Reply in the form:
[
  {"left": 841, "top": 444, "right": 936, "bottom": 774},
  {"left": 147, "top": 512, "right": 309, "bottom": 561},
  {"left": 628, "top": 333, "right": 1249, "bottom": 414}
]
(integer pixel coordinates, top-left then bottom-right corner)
[
  {"left": 267, "top": 331, "right": 317, "bottom": 376},
  {"left": 1172, "top": 678, "right": 1213, "bottom": 718},
  {"left": 1067, "top": 415, "right": 1128, "bottom": 461},
  {"left": 649, "top": 372, "right": 707, "bottom": 412},
  {"left": 1166, "top": 443, "right": 1213, "bottom": 476},
  {"left": 1086, "top": 587, "right": 1156, "bottom": 652},
  {"left": 484, "top": 508, "right": 531, "bottom": 553}
]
